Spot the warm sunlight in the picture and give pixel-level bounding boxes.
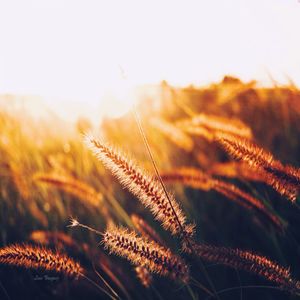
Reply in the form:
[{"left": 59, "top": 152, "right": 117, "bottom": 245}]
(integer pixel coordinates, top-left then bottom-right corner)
[
  {"left": 2, "top": 2, "right": 300, "bottom": 299},
  {"left": 1, "top": 0, "right": 300, "bottom": 120}
]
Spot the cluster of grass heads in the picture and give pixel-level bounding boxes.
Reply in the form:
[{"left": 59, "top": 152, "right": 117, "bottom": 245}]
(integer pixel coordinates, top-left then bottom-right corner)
[{"left": 1, "top": 76, "right": 300, "bottom": 299}]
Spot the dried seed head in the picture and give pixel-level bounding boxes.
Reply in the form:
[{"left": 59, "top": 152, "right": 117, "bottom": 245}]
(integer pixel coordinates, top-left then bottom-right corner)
[
  {"left": 103, "top": 227, "right": 189, "bottom": 283},
  {"left": 216, "top": 133, "right": 300, "bottom": 202},
  {"left": 193, "top": 114, "right": 252, "bottom": 139},
  {"left": 0, "top": 244, "right": 83, "bottom": 278},
  {"left": 178, "top": 113, "right": 252, "bottom": 140},
  {"left": 85, "top": 135, "right": 192, "bottom": 236},
  {"left": 216, "top": 133, "right": 274, "bottom": 168},
  {"left": 189, "top": 242, "right": 299, "bottom": 293},
  {"left": 161, "top": 167, "right": 282, "bottom": 231},
  {"left": 211, "top": 179, "right": 284, "bottom": 231}
]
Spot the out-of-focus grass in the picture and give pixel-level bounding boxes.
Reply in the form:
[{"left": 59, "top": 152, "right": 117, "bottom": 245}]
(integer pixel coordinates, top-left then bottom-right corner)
[{"left": 1, "top": 76, "right": 300, "bottom": 299}]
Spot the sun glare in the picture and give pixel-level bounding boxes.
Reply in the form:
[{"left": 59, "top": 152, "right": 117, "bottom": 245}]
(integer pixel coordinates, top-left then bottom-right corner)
[
  {"left": 0, "top": 0, "right": 300, "bottom": 121},
  {"left": 99, "top": 81, "right": 138, "bottom": 119}
]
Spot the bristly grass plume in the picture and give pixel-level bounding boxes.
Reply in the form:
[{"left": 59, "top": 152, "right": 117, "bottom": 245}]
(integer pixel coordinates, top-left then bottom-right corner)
[
  {"left": 161, "top": 168, "right": 283, "bottom": 230},
  {"left": 185, "top": 241, "right": 300, "bottom": 293},
  {"left": 103, "top": 226, "right": 190, "bottom": 283},
  {"left": 0, "top": 244, "right": 83, "bottom": 278},
  {"left": 84, "top": 134, "right": 193, "bottom": 237},
  {"left": 217, "top": 133, "right": 300, "bottom": 202},
  {"left": 177, "top": 113, "right": 253, "bottom": 141}
]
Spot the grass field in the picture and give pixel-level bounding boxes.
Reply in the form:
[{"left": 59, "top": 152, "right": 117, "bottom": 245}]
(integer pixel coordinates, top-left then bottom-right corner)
[{"left": 1, "top": 76, "right": 300, "bottom": 300}]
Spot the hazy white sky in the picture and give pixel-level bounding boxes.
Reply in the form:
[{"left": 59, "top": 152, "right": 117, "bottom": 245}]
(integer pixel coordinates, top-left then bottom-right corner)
[{"left": 0, "top": 0, "right": 299, "bottom": 111}]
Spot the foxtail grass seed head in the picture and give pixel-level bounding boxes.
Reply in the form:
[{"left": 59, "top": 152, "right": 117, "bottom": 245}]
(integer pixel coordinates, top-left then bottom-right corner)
[
  {"left": 216, "top": 132, "right": 274, "bottom": 168},
  {"left": 103, "top": 227, "right": 189, "bottom": 283},
  {"left": 211, "top": 179, "right": 284, "bottom": 231},
  {"left": 0, "top": 244, "right": 83, "bottom": 278},
  {"left": 263, "top": 164, "right": 300, "bottom": 202},
  {"left": 84, "top": 134, "right": 192, "bottom": 236},
  {"left": 216, "top": 133, "right": 300, "bottom": 202},
  {"left": 189, "top": 242, "right": 299, "bottom": 293},
  {"left": 191, "top": 113, "right": 253, "bottom": 139},
  {"left": 161, "top": 167, "right": 282, "bottom": 230},
  {"left": 177, "top": 114, "right": 252, "bottom": 141}
]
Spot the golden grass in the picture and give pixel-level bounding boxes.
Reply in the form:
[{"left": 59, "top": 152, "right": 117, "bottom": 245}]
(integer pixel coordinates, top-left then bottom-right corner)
[
  {"left": 177, "top": 113, "right": 252, "bottom": 141},
  {"left": 81, "top": 132, "right": 298, "bottom": 292},
  {"left": 209, "top": 161, "right": 266, "bottom": 182},
  {"left": 2, "top": 79, "right": 300, "bottom": 298},
  {"left": 177, "top": 119, "right": 215, "bottom": 141},
  {"left": 161, "top": 167, "right": 213, "bottom": 191},
  {"left": 0, "top": 244, "right": 83, "bottom": 278},
  {"left": 102, "top": 226, "right": 189, "bottom": 283},
  {"left": 212, "top": 179, "right": 284, "bottom": 231},
  {"left": 161, "top": 167, "right": 283, "bottom": 230},
  {"left": 34, "top": 172, "right": 103, "bottom": 208},
  {"left": 217, "top": 132, "right": 300, "bottom": 202},
  {"left": 84, "top": 135, "right": 192, "bottom": 237},
  {"left": 186, "top": 241, "right": 299, "bottom": 293},
  {"left": 151, "top": 117, "right": 194, "bottom": 152}
]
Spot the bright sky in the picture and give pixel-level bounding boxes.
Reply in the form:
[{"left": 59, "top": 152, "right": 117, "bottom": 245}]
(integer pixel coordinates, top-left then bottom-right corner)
[{"left": 0, "top": 0, "right": 299, "bottom": 119}]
